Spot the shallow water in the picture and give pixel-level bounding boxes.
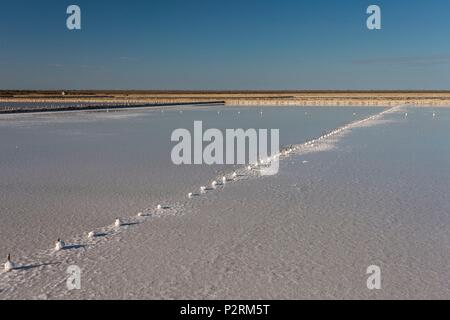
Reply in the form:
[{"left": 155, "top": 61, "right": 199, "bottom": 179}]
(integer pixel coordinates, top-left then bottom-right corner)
[{"left": 0, "top": 106, "right": 381, "bottom": 257}]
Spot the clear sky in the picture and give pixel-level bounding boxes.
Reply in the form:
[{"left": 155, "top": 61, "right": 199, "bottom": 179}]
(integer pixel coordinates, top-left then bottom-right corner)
[{"left": 1, "top": 0, "right": 450, "bottom": 90}]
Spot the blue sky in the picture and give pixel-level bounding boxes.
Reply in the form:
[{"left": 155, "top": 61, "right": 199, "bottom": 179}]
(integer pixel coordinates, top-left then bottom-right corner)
[{"left": 1, "top": 0, "right": 450, "bottom": 90}]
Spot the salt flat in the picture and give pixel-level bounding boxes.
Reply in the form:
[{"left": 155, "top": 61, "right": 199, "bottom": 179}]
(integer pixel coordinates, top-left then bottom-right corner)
[
  {"left": 1, "top": 106, "right": 449, "bottom": 299},
  {"left": 0, "top": 106, "right": 376, "bottom": 258}
]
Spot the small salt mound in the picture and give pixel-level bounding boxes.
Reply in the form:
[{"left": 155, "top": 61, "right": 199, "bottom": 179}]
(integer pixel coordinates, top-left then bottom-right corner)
[
  {"left": 4, "top": 254, "right": 15, "bottom": 272},
  {"left": 55, "top": 239, "right": 65, "bottom": 251}
]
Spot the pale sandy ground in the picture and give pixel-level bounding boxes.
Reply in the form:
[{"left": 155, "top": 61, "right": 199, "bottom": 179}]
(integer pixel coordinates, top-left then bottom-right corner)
[{"left": 1, "top": 105, "right": 449, "bottom": 300}]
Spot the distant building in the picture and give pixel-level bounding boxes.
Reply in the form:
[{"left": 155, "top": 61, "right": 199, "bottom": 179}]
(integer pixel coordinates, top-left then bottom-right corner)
[{"left": 61, "top": 91, "right": 66, "bottom": 96}]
